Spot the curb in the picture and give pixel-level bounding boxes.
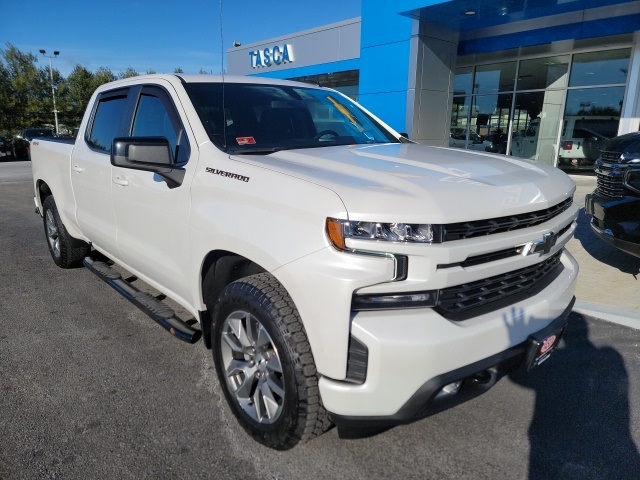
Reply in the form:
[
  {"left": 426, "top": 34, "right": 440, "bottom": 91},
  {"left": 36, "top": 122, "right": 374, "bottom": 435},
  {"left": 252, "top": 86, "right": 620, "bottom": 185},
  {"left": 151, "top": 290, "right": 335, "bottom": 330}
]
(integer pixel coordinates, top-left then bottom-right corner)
[{"left": 574, "top": 300, "right": 640, "bottom": 330}]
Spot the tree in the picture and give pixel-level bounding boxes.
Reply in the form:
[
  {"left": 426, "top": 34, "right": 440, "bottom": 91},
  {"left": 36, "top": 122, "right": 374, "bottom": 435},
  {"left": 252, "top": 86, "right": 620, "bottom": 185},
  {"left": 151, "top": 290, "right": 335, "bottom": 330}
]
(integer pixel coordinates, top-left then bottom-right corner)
[
  {"left": 93, "top": 67, "right": 116, "bottom": 86},
  {"left": 174, "top": 67, "right": 184, "bottom": 73},
  {"left": 0, "top": 43, "right": 49, "bottom": 132},
  {"left": 118, "top": 67, "right": 139, "bottom": 79},
  {"left": 0, "top": 61, "right": 12, "bottom": 132},
  {"left": 63, "top": 65, "right": 96, "bottom": 128},
  {"left": 60, "top": 66, "right": 115, "bottom": 129}
]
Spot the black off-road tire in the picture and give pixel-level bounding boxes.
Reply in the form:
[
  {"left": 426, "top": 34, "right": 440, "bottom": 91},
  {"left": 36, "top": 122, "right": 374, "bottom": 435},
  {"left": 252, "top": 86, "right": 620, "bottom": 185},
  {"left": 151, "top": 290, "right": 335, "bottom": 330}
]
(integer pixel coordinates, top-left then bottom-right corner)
[
  {"left": 42, "top": 195, "right": 90, "bottom": 268},
  {"left": 211, "top": 273, "right": 332, "bottom": 450}
]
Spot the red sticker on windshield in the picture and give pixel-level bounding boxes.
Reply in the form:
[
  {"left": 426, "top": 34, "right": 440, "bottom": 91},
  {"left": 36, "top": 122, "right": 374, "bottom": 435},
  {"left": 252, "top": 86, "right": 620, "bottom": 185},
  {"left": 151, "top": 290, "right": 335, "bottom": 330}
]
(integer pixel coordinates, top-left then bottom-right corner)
[{"left": 236, "top": 136, "right": 256, "bottom": 145}]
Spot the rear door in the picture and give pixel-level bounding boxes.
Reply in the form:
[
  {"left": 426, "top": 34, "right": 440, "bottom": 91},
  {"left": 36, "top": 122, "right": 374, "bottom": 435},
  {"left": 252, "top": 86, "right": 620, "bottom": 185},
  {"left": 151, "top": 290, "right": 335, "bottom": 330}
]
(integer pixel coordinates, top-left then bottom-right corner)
[
  {"left": 71, "top": 87, "right": 133, "bottom": 259},
  {"left": 111, "top": 83, "right": 196, "bottom": 303}
]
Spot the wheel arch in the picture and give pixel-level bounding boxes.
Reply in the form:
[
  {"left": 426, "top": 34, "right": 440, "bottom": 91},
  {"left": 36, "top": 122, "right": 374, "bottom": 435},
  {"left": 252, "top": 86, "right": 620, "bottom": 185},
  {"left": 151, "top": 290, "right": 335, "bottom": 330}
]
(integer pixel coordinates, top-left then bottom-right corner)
[
  {"left": 36, "top": 179, "right": 53, "bottom": 210},
  {"left": 199, "top": 250, "right": 267, "bottom": 349}
]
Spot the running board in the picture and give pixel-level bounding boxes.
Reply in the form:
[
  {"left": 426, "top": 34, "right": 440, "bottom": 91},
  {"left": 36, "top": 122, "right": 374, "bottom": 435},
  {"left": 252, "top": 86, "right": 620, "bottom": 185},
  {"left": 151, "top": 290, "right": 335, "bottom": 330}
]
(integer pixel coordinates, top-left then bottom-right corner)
[{"left": 83, "top": 257, "right": 201, "bottom": 344}]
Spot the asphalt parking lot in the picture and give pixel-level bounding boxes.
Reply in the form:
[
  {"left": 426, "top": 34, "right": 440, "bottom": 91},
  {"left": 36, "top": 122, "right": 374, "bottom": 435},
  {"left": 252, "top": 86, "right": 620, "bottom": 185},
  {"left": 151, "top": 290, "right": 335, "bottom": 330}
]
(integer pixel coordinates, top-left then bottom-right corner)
[{"left": 1, "top": 161, "right": 639, "bottom": 479}]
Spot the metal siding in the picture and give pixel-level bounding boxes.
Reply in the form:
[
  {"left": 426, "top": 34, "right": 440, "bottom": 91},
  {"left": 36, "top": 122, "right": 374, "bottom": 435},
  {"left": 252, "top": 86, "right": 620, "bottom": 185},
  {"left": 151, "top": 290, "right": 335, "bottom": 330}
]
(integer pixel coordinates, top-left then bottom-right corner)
[
  {"left": 227, "top": 19, "right": 360, "bottom": 76},
  {"left": 246, "top": 59, "right": 361, "bottom": 80}
]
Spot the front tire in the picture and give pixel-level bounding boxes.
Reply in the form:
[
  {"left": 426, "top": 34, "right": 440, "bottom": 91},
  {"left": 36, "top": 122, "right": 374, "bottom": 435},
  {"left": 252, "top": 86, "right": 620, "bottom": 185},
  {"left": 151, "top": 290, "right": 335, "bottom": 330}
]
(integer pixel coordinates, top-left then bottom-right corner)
[
  {"left": 211, "top": 273, "right": 331, "bottom": 450},
  {"left": 42, "top": 196, "right": 90, "bottom": 268}
]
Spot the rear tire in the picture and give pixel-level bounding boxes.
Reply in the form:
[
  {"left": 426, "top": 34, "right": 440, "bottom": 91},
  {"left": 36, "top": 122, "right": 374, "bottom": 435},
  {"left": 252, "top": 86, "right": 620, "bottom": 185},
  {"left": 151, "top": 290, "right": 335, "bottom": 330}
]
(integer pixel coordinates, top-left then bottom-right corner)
[
  {"left": 210, "top": 273, "right": 332, "bottom": 450},
  {"left": 42, "top": 196, "right": 90, "bottom": 268}
]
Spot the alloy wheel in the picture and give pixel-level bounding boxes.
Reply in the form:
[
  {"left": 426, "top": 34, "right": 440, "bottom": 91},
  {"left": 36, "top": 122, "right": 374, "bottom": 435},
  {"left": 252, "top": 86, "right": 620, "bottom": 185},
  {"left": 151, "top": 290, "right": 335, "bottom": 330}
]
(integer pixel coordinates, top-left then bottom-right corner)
[{"left": 219, "top": 310, "right": 285, "bottom": 424}]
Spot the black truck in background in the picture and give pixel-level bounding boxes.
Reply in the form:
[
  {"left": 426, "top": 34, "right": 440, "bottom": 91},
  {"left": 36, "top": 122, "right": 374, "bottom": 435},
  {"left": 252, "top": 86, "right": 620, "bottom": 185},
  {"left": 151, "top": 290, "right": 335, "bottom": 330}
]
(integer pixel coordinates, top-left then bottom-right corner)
[{"left": 585, "top": 132, "right": 640, "bottom": 258}]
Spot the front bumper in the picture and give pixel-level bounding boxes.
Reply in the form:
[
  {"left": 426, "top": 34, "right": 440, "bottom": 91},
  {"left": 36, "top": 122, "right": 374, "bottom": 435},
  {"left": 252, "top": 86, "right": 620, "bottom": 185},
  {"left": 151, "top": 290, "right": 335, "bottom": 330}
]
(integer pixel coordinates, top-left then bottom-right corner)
[
  {"left": 585, "top": 191, "right": 640, "bottom": 258},
  {"left": 330, "top": 299, "right": 573, "bottom": 428},
  {"left": 320, "top": 250, "right": 578, "bottom": 425}
]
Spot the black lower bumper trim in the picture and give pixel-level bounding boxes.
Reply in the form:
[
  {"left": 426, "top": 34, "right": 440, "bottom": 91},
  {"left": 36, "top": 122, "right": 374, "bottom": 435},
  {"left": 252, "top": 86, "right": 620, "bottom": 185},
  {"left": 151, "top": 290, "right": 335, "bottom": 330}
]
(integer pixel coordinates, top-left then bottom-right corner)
[
  {"left": 590, "top": 220, "right": 640, "bottom": 258},
  {"left": 330, "top": 297, "right": 575, "bottom": 429},
  {"left": 585, "top": 192, "right": 640, "bottom": 259}
]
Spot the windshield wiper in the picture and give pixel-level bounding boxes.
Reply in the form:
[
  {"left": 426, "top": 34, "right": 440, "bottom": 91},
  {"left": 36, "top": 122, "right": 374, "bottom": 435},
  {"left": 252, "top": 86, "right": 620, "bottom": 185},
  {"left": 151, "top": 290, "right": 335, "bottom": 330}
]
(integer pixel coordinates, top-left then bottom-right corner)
[{"left": 228, "top": 147, "right": 290, "bottom": 155}]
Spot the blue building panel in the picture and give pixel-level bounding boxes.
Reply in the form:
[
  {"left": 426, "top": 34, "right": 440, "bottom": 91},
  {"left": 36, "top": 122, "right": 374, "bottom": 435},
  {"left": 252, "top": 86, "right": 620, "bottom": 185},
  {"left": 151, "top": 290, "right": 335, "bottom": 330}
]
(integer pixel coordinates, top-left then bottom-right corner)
[
  {"left": 360, "top": 0, "right": 426, "bottom": 47},
  {"left": 459, "top": 13, "right": 640, "bottom": 56},
  {"left": 358, "top": 90, "right": 408, "bottom": 133},
  {"left": 359, "top": 40, "right": 412, "bottom": 95}
]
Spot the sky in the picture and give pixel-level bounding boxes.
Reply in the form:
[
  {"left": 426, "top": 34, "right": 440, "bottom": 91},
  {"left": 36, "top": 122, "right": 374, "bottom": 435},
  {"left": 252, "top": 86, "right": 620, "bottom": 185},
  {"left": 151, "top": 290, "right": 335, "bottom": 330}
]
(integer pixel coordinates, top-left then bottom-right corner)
[{"left": 0, "top": 0, "right": 362, "bottom": 77}]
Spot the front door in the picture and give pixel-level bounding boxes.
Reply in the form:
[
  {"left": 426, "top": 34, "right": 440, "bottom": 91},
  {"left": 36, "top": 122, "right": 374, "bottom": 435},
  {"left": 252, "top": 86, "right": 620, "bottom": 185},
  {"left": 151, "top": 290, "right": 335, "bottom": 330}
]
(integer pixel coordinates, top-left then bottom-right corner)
[{"left": 111, "top": 83, "right": 196, "bottom": 304}]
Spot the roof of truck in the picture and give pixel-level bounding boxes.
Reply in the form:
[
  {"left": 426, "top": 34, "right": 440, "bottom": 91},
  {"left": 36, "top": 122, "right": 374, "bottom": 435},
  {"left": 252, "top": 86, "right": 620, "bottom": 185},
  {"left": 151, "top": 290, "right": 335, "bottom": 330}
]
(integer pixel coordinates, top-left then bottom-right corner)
[{"left": 98, "top": 73, "right": 320, "bottom": 90}]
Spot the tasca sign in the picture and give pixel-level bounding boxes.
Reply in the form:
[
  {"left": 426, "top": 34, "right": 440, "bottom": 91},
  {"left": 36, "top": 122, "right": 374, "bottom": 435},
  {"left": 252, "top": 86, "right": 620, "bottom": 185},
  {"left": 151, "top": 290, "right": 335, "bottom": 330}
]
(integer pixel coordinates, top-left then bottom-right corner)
[{"left": 249, "top": 44, "right": 294, "bottom": 68}]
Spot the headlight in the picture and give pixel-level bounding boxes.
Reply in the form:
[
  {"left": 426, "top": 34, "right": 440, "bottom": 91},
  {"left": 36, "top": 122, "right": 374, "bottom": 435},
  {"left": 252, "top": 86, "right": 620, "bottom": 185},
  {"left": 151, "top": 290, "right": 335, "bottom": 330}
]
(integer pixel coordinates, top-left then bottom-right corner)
[{"left": 326, "top": 218, "right": 437, "bottom": 251}]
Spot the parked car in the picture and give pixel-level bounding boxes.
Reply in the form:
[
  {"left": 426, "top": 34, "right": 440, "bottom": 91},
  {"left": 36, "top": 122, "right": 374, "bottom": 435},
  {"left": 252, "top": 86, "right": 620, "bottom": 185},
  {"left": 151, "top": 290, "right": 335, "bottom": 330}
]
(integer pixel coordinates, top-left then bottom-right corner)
[
  {"left": 13, "top": 128, "right": 55, "bottom": 160},
  {"left": 484, "top": 132, "right": 508, "bottom": 154},
  {"left": 558, "top": 128, "right": 609, "bottom": 169},
  {"left": 0, "top": 136, "right": 10, "bottom": 159},
  {"left": 585, "top": 131, "right": 640, "bottom": 258},
  {"left": 449, "top": 128, "right": 492, "bottom": 151},
  {"left": 510, "top": 118, "right": 540, "bottom": 159}
]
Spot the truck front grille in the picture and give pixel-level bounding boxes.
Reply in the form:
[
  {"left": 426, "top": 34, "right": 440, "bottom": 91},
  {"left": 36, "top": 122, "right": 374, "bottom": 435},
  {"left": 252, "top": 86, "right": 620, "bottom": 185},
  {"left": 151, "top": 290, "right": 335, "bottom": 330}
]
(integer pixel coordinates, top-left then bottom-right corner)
[
  {"left": 596, "top": 151, "right": 624, "bottom": 198},
  {"left": 439, "top": 223, "right": 572, "bottom": 269},
  {"left": 436, "top": 251, "right": 562, "bottom": 320},
  {"left": 441, "top": 198, "right": 572, "bottom": 241}
]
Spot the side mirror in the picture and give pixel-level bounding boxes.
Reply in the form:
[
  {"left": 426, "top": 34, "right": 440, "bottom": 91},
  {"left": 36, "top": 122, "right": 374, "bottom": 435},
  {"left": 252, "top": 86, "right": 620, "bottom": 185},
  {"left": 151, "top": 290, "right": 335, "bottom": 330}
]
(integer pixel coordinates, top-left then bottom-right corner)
[
  {"left": 111, "top": 136, "right": 185, "bottom": 188},
  {"left": 112, "top": 136, "right": 173, "bottom": 168}
]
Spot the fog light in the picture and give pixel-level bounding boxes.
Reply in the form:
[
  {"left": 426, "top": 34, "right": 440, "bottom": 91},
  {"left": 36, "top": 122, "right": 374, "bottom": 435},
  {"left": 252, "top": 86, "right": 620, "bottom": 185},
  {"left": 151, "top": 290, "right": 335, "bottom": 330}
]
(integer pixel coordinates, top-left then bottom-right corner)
[{"left": 351, "top": 290, "right": 438, "bottom": 311}]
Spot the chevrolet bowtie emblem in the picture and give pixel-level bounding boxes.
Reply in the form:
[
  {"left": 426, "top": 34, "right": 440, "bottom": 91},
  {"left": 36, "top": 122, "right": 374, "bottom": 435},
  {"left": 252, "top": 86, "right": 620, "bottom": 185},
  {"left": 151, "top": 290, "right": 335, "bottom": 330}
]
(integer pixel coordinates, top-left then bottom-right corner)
[{"left": 521, "top": 232, "right": 558, "bottom": 256}]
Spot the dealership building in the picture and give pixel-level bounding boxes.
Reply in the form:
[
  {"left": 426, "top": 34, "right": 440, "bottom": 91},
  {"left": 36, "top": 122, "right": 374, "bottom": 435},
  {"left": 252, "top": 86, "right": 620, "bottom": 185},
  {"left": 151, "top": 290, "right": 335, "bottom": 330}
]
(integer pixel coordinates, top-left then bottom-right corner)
[{"left": 227, "top": 0, "right": 640, "bottom": 169}]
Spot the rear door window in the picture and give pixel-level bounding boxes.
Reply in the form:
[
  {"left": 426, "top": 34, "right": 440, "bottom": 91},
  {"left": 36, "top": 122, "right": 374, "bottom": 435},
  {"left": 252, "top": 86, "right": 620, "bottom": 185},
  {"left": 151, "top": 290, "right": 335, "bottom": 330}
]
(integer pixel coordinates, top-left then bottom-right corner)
[{"left": 86, "top": 89, "right": 130, "bottom": 152}]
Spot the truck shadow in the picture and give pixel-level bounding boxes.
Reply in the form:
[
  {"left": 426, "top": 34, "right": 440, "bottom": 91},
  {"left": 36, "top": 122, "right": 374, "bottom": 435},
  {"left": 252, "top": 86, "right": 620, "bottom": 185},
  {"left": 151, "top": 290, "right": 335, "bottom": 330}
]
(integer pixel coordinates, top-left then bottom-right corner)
[
  {"left": 573, "top": 207, "right": 640, "bottom": 277},
  {"left": 509, "top": 312, "right": 640, "bottom": 479}
]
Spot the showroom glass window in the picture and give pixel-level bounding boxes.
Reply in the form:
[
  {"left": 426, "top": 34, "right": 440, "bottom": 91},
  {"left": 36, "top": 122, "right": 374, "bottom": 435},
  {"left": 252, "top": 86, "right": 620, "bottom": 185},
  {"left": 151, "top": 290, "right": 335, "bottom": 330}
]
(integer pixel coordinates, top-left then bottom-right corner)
[
  {"left": 510, "top": 55, "right": 569, "bottom": 165},
  {"left": 451, "top": 67, "right": 472, "bottom": 149},
  {"left": 451, "top": 63, "right": 516, "bottom": 153},
  {"left": 559, "top": 49, "right": 630, "bottom": 169},
  {"left": 453, "top": 47, "right": 631, "bottom": 169}
]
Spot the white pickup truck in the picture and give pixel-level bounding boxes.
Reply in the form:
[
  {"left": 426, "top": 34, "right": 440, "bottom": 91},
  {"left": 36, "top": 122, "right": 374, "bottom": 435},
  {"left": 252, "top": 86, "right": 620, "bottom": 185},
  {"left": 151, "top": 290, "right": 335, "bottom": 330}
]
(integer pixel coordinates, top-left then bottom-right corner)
[{"left": 31, "top": 74, "right": 578, "bottom": 450}]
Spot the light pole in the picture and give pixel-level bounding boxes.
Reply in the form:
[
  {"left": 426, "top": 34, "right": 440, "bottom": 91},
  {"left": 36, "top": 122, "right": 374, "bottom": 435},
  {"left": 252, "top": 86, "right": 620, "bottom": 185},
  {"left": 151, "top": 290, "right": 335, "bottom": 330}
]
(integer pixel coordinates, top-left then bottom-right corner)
[{"left": 39, "top": 49, "right": 60, "bottom": 135}]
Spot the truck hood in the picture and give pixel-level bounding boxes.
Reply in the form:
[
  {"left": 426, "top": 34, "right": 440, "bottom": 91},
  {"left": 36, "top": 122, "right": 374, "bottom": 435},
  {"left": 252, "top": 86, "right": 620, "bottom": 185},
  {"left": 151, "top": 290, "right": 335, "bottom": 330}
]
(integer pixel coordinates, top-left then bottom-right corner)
[{"left": 233, "top": 143, "right": 575, "bottom": 223}]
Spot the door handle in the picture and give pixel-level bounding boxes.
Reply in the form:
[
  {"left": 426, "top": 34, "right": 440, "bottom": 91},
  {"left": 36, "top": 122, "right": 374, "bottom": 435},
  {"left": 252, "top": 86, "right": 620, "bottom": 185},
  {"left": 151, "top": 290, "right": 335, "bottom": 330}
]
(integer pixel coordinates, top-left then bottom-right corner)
[
  {"left": 113, "top": 176, "right": 129, "bottom": 187},
  {"left": 72, "top": 165, "right": 85, "bottom": 173}
]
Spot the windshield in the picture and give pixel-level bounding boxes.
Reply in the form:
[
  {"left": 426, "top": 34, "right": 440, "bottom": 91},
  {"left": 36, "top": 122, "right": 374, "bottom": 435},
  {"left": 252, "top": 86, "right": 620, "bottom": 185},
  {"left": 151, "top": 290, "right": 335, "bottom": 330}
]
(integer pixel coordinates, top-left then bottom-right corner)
[{"left": 184, "top": 82, "right": 399, "bottom": 154}]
